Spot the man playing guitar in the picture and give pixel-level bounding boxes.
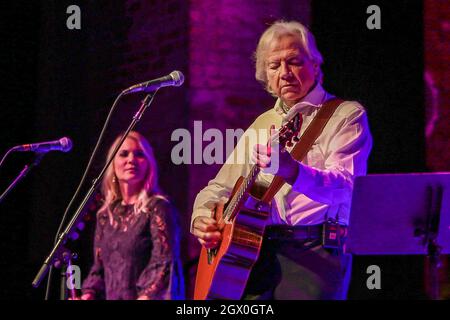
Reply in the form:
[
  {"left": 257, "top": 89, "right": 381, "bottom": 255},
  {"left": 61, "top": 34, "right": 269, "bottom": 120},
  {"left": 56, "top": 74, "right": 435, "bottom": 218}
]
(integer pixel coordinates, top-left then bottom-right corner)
[{"left": 191, "top": 20, "right": 372, "bottom": 300}]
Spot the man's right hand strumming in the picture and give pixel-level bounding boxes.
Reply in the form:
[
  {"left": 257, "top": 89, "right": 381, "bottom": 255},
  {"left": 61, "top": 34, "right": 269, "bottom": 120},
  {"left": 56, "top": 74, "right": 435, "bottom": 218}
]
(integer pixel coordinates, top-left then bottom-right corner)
[{"left": 192, "top": 216, "right": 222, "bottom": 249}]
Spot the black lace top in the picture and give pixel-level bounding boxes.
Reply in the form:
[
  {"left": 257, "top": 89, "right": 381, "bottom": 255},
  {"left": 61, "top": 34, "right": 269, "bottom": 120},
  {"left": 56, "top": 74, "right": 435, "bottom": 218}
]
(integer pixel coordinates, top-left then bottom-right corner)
[{"left": 81, "top": 197, "right": 185, "bottom": 300}]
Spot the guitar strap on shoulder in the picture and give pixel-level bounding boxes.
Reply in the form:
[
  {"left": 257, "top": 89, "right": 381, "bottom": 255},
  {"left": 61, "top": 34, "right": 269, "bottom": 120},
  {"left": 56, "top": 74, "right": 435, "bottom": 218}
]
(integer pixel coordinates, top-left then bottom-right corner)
[{"left": 260, "top": 97, "right": 344, "bottom": 203}]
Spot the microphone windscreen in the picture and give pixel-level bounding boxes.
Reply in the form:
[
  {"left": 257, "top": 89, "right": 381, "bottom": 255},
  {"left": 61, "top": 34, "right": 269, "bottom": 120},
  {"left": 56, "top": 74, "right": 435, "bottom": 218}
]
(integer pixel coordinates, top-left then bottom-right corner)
[
  {"left": 60, "top": 137, "right": 73, "bottom": 152},
  {"left": 170, "top": 70, "right": 185, "bottom": 87}
]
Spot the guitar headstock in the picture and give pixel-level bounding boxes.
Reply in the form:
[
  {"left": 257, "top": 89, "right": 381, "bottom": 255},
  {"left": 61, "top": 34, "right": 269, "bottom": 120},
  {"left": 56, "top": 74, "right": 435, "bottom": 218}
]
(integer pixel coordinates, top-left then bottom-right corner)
[{"left": 277, "top": 114, "right": 302, "bottom": 149}]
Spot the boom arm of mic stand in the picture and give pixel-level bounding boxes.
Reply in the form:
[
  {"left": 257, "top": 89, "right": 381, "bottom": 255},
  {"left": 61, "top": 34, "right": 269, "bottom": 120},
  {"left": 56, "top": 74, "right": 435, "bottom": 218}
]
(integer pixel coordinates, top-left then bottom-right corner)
[
  {"left": 32, "top": 92, "right": 157, "bottom": 290},
  {"left": 0, "top": 153, "right": 45, "bottom": 204}
]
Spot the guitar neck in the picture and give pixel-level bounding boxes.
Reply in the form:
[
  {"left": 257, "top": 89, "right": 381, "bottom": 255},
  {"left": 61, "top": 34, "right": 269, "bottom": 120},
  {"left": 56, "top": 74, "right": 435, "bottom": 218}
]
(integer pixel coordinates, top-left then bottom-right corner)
[
  {"left": 218, "top": 113, "right": 302, "bottom": 224},
  {"left": 221, "top": 164, "right": 260, "bottom": 223}
]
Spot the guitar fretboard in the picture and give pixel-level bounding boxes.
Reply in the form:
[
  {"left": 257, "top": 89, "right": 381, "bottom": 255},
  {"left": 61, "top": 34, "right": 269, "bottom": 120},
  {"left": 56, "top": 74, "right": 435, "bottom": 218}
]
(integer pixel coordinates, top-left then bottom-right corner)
[
  {"left": 220, "top": 113, "right": 301, "bottom": 224},
  {"left": 222, "top": 164, "right": 260, "bottom": 222}
]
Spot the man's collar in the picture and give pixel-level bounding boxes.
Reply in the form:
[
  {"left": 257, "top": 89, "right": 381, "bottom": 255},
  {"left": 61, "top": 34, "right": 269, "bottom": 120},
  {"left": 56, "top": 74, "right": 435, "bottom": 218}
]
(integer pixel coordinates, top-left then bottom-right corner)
[{"left": 274, "top": 83, "right": 330, "bottom": 115}]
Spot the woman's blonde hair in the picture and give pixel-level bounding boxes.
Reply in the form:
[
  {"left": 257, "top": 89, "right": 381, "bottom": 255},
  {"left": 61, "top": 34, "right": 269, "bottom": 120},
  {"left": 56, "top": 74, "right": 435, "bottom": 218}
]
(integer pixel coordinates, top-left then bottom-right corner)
[
  {"left": 99, "top": 131, "right": 165, "bottom": 224},
  {"left": 254, "top": 20, "right": 324, "bottom": 93}
]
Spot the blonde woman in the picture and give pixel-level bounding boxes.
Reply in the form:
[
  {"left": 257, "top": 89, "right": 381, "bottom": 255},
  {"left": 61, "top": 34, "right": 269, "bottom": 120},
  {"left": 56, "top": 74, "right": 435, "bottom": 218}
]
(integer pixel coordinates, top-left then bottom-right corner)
[{"left": 80, "top": 131, "right": 184, "bottom": 300}]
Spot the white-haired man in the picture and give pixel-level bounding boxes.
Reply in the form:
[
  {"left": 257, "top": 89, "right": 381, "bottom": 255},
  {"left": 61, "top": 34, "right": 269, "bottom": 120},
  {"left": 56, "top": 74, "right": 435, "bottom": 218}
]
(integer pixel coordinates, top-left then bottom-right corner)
[{"left": 191, "top": 20, "right": 372, "bottom": 299}]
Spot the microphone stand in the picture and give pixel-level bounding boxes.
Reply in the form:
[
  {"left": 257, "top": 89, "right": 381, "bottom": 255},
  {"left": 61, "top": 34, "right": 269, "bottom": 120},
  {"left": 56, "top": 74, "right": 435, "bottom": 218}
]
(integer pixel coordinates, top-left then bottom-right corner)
[
  {"left": 32, "top": 92, "right": 157, "bottom": 297},
  {"left": 0, "top": 153, "right": 45, "bottom": 204}
]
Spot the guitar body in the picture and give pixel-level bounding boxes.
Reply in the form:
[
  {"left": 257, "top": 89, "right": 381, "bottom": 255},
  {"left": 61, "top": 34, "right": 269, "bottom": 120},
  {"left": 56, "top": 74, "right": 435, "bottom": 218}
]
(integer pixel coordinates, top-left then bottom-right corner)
[{"left": 194, "top": 177, "right": 270, "bottom": 300}]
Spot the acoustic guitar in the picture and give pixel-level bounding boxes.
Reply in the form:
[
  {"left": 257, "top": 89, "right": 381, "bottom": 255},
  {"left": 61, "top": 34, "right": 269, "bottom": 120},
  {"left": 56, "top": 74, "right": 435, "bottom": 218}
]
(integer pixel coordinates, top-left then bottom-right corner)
[{"left": 194, "top": 114, "right": 302, "bottom": 300}]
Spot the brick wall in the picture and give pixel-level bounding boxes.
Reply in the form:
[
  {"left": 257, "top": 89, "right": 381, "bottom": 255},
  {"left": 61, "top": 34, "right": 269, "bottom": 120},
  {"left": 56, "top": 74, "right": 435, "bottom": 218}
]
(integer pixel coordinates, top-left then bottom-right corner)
[
  {"left": 424, "top": 0, "right": 450, "bottom": 299},
  {"left": 188, "top": 1, "right": 311, "bottom": 209},
  {"left": 28, "top": 0, "right": 314, "bottom": 299},
  {"left": 425, "top": 0, "right": 450, "bottom": 171},
  {"left": 28, "top": 0, "right": 191, "bottom": 298},
  {"left": 28, "top": 0, "right": 448, "bottom": 300},
  {"left": 187, "top": 0, "right": 312, "bottom": 297},
  {"left": 83, "top": 0, "right": 193, "bottom": 293}
]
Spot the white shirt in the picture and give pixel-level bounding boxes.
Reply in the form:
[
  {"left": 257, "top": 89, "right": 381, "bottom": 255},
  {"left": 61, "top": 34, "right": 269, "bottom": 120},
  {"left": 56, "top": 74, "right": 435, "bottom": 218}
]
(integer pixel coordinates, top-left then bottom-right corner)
[{"left": 191, "top": 84, "right": 372, "bottom": 229}]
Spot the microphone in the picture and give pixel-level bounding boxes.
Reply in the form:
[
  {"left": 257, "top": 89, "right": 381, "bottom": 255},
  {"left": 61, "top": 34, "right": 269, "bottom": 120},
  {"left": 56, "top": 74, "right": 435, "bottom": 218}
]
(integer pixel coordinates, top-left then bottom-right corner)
[
  {"left": 12, "top": 137, "right": 73, "bottom": 153},
  {"left": 122, "top": 70, "right": 184, "bottom": 95}
]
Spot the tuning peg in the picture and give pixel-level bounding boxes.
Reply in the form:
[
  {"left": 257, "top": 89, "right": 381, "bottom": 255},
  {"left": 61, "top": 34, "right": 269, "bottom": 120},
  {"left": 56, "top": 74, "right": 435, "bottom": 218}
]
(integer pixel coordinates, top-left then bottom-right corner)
[
  {"left": 293, "top": 136, "right": 300, "bottom": 142},
  {"left": 286, "top": 141, "right": 293, "bottom": 147}
]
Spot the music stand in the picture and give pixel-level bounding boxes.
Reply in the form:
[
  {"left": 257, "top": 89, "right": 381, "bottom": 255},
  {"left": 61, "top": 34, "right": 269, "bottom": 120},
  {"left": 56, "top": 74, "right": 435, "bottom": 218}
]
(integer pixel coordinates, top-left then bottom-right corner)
[{"left": 346, "top": 173, "right": 450, "bottom": 299}]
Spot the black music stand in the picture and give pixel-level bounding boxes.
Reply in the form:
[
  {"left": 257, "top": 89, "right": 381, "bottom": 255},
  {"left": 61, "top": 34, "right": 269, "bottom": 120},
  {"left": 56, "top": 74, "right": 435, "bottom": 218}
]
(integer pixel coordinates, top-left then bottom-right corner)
[{"left": 346, "top": 173, "right": 450, "bottom": 299}]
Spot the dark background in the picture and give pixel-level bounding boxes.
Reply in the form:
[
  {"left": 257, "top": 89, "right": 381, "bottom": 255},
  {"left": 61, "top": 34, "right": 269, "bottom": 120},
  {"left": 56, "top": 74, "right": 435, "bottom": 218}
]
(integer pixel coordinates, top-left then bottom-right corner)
[{"left": 0, "top": 0, "right": 439, "bottom": 300}]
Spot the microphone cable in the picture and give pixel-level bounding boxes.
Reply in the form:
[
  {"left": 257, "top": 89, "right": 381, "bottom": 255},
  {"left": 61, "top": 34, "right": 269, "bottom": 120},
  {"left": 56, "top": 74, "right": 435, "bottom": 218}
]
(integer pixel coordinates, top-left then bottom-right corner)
[
  {"left": 0, "top": 148, "right": 15, "bottom": 168},
  {"left": 44, "top": 91, "right": 126, "bottom": 300}
]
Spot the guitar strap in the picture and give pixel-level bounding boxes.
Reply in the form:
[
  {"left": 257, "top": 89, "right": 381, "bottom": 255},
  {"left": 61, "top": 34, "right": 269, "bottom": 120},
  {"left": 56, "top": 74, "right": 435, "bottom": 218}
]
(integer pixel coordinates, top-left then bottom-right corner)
[{"left": 260, "top": 97, "right": 344, "bottom": 203}]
